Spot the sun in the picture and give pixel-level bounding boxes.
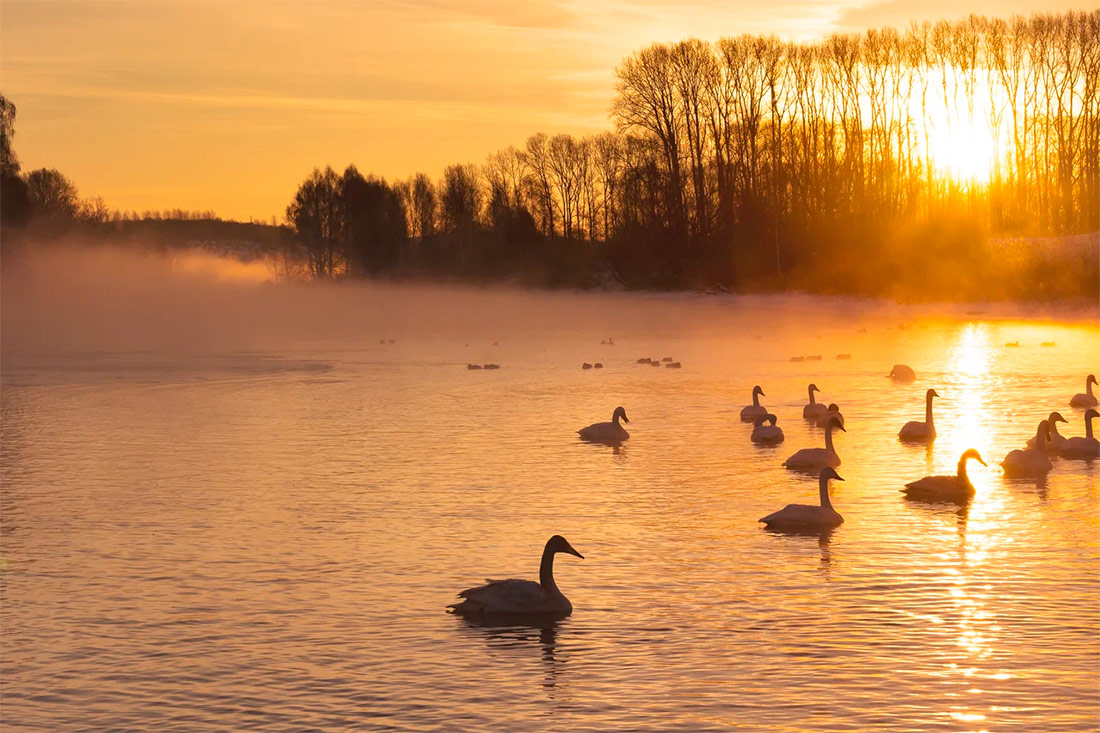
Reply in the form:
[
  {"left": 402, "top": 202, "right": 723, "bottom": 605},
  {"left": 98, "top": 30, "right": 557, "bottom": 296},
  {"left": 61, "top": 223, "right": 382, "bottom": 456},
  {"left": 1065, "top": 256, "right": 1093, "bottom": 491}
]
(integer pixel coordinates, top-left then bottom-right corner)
[{"left": 929, "top": 116, "right": 997, "bottom": 185}]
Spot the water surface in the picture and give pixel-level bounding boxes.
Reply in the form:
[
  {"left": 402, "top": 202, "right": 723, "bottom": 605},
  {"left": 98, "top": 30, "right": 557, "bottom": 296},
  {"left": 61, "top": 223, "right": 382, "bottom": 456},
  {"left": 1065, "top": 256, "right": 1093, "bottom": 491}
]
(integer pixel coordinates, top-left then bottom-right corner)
[{"left": 3, "top": 287, "right": 1098, "bottom": 730}]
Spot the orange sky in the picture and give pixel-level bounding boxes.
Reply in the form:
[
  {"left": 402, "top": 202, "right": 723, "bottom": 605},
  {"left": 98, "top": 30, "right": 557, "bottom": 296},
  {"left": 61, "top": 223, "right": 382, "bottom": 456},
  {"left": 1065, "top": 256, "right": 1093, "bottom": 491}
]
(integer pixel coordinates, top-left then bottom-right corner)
[{"left": 2, "top": 0, "right": 1095, "bottom": 221}]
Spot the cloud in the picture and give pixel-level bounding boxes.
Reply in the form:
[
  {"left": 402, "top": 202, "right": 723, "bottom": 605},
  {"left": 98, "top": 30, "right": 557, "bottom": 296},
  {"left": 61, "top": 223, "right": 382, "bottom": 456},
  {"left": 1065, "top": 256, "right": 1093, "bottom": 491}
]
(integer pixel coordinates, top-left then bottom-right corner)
[{"left": 835, "top": 0, "right": 1099, "bottom": 31}]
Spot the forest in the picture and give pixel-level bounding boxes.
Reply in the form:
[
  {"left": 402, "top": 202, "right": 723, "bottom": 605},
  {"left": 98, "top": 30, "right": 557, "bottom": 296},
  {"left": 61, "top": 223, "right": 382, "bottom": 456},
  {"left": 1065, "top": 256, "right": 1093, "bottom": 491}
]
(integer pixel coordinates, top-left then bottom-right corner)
[{"left": 3, "top": 10, "right": 1098, "bottom": 301}]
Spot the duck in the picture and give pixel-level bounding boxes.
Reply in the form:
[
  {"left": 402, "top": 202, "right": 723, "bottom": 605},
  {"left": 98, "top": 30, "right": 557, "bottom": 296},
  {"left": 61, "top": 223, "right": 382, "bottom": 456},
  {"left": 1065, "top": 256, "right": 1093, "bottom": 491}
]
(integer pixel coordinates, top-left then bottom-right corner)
[
  {"left": 814, "top": 403, "right": 844, "bottom": 428},
  {"left": 466, "top": 363, "right": 483, "bottom": 370},
  {"left": 1025, "top": 411, "right": 1068, "bottom": 450},
  {"left": 898, "top": 388, "right": 938, "bottom": 442},
  {"left": 665, "top": 361, "right": 682, "bottom": 369},
  {"left": 759, "top": 467, "right": 844, "bottom": 529},
  {"left": 448, "top": 535, "right": 584, "bottom": 618},
  {"left": 1001, "top": 421, "right": 1053, "bottom": 477},
  {"left": 802, "top": 384, "right": 827, "bottom": 421},
  {"left": 582, "top": 363, "right": 593, "bottom": 370},
  {"left": 594, "top": 363, "right": 603, "bottom": 369},
  {"left": 784, "top": 416, "right": 845, "bottom": 471},
  {"left": 903, "top": 449, "right": 986, "bottom": 503},
  {"left": 740, "top": 385, "right": 767, "bottom": 422},
  {"left": 1060, "top": 409, "right": 1099, "bottom": 459},
  {"left": 889, "top": 364, "right": 916, "bottom": 382},
  {"left": 751, "top": 414, "right": 784, "bottom": 444},
  {"left": 1070, "top": 374, "right": 1098, "bottom": 408},
  {"left": 636, "top": 357, "right": 652, "bottom": 365},
  {"left": 578, "top": 406, "right": 630, "bottom": 443}
]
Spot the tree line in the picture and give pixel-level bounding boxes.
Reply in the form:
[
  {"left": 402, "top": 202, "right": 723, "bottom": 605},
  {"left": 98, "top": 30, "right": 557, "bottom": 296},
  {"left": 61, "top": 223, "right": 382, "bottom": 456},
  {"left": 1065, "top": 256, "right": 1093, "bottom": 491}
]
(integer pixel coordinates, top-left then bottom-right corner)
[{"left": 285, "top": 10, "right": 1098, "bottom": 298}]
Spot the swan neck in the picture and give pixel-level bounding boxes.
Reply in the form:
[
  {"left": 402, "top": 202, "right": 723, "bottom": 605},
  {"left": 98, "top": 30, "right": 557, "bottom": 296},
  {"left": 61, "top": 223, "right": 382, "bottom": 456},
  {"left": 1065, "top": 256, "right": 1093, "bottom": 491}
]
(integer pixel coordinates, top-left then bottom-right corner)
[
  {"left": 1089, "top": 379, "right": 1096, "bottom": 398},
  {"left": 752, "top": 391, "right": 760, "bottom": 407},
  {"left": 612, "top": 413, "right": 620, "bottom": 426},
  {"left": 1087, "top": 414, "right": 1095, "bottom": 440},
  {"left": 819, "top": 476, "right": 833, "bottom": 510},
  {"left": 808, "top": 387, "right": 816, "bottom": 405},
  {"left": 539, "top": 546, "right": 558, "bottom": 593},
  {"left": 925, "top": 394, "right": 934, "bottom": 425},
  {"left": 824, "top": 424, "right": 836, "bottom": 453},
  {"left": 957, "top": 457, "right": 970, "bottom": 484}
]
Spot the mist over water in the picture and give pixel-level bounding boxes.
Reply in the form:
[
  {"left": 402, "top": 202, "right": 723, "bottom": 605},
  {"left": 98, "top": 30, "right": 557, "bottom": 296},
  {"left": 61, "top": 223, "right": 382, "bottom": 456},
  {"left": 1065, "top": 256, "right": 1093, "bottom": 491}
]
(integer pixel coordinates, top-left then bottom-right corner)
[{"left": 2, "top": 245, "right": 1098, "bottom": 730}]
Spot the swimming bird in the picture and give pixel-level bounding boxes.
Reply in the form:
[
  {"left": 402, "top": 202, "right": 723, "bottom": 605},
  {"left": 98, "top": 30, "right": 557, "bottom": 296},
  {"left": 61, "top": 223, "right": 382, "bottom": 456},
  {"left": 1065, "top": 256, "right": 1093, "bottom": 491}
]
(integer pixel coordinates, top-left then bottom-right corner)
[
  {"left": 448, "top": 535, "right": 584, "bottom": 618},
  {"left": 1060, "top": 409, "right": 1099, "bottom": 459},
  {"left": 740, "top": 386, "right": 767, "bottom": 422},
  {"left": 784, "top": 416, "right": 845, "bottom": 471},
  {"left": 1070, "top": 374, "right": 1098, "bottom": 408},
  {"left": 903, "top": 449, "right": 985, "bottom": 503},
  {"left": 802, "top": 384, "right": 827, "bottom": 421},
  {"left": 578, "top": 406, "right": 630, "bottom": 443},
  {"left": 889, "top": 364, "right": 916, "bottom": 382},
  {"left": 582, "top": 363, "right": 593, "bottom": 370},
  {"left": 1025, "top": 411, "right": 1068, "bottom": 450},
  {"left": 759, "top": 467, "right": 844, "bottom": 529},
  {"left": 1002, "top": 421, "right": 1053, "bottom": 477},
  {"left": 898, "top": 388, "right": 938, "bottom": 442},
  {"left": 814, "top": 403, "right": 844, "bottom": 428},
  {"left": 751, "top": 414, "right": 785, "bottom": 444}
]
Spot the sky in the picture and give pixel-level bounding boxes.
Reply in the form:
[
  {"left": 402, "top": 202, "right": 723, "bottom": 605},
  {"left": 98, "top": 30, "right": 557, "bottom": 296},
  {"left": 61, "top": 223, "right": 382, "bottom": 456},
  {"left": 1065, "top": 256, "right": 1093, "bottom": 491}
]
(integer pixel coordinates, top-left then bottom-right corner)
[{"left": 1, "top": 0, "right": 1096, "bottom": 221}]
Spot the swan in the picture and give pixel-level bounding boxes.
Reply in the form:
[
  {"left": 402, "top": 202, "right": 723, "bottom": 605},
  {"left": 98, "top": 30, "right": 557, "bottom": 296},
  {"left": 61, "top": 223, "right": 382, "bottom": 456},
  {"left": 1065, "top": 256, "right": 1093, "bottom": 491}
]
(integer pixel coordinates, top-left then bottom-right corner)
[
  {"left": 903, "top": 449, "right": 985, "bottom": 503},
  {"left": 1025, "top": 411, "right": 1068, "bottom": 450},
  {"left": 751, "top": 414, "right": 784, "bottom": 444},
  {"left": 814, "top": 403, "right": 844, "bottom": 428},
  {"left": 1001, "top": 421, "right": 1053, "bottom": 477},
  {"left": 802, "top": 384, "right": 827, "bottom": 421},
  {"left": 784, "top": 416, "right": 845, "bottom": 471},
  {"left": 578, "top": 406, "right": 630, "bottom": 443},
  {"left": 898, "top": 388, "right": 938, "bottom": 442},
  {"left": 889, "top": 364, "right": 916, "bottom": 382},
  {"left": 1060, "top": 409, "right": 1099, "bottom": 459},
  {"left": 448, "top": 535, "right": 584, "bottom": 617},
  {"left": 759, "top": 467, "right": 844, "bottom": 529},
  {"left": 582, "top": 363, "right": 593, "bottom": 370},
  {"left": 1070, "top": 374, "right": 1098, "bottom": 408},
  {"left": 740, "top": 385, "right": 767, "bottom": 422},
  {"left": 665, "top": 361, "right": 682, "bottom": 369}
]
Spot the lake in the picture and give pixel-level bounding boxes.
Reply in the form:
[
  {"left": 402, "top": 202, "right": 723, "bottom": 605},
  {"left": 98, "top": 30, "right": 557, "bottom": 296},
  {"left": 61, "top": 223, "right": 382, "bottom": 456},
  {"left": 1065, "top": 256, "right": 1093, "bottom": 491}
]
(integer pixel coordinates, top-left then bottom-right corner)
[{"left": 2, "top": 272, "right": 1098, "bottom": 730}]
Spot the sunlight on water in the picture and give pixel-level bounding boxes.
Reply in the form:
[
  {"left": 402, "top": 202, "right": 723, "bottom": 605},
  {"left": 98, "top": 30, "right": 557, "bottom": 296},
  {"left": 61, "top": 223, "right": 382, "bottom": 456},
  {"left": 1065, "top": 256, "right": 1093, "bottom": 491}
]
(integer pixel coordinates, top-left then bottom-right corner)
[{"left": 1, "top": 288, "right": 1097, "bottom": 731}]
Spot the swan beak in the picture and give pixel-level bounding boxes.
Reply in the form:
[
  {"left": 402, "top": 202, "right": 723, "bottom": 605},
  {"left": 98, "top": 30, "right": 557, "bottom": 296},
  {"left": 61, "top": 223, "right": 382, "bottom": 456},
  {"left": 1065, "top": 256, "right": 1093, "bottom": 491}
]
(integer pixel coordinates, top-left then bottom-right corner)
[
  {"left": 834, "top": 475, "right": 845, "bottom": 482},
  {"left": 566, "top": 547, "right": 584, "bottom": 559},
  {"left": 977, "top": 456, "right": 987, "bottom": 466},
  {"left": 623, "top": 415, "right": 630, "bottom": 424},
  {"left": 837, "top": 424, "right": 847, "bottom": 432}
]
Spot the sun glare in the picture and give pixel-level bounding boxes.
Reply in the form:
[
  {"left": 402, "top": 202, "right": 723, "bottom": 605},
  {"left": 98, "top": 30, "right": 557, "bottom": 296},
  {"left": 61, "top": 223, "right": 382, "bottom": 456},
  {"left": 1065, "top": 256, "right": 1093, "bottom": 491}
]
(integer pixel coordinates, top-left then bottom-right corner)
[{"left": 930, "top": 118, "right": 997, "bottom": 184}]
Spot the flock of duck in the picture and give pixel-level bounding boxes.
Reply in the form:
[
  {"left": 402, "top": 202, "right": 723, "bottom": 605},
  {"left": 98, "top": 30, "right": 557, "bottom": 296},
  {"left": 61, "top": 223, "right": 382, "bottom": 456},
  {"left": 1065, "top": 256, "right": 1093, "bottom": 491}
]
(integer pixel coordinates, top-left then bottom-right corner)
[{"left": 449, "top": 369, "right": 1099, "bottom": 620}]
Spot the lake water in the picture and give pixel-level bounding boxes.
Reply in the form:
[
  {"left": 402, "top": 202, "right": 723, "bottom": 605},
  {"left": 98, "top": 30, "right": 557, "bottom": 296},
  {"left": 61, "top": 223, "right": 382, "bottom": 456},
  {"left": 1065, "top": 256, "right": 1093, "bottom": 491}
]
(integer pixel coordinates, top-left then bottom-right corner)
[{"left": 2, "top": 278, "right": 1098, "bottom": 731}]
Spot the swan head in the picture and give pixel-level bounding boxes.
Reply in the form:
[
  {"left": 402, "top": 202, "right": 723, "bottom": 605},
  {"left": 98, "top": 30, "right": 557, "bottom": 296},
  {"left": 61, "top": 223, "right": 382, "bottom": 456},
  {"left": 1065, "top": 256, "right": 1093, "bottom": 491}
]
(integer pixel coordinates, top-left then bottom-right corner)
[
  {"left": 927, "top": 388, "right": 939, "bottom": 399},
  {"left": 753, "top": 415, "right": 768, "bottom": 427},
  {"left": 820, "top": 467, "right": 844, "bottom": 483},
  {"left": 1038, "top": 420, "right": 1050, "bottom": 441},
  {"left": 960, "top": 448, "right": 986, "bottom": 466},
  {"left": 613, "top": 406, "right": 629, "bottom": 423},
  {"left": 1086, "top": 408, "right": 1099, "bottom": 421},
  {"left": 752, "top": 385, "right": 765, "bottom": 398},
  {"left": 827, "top": 403, "right": 840, "bottom": 412},
  {"left": 1048, "top": 411, "right": 1067, "bottom": 425},
  {"left": 1089, "top": 374, "right": 1098, "bottom": 387},
  {"left": 765, "top": 413, "right": 778, "bottom": 426},
  {"left": 546, "top": 535, "right": 584, "bottom": 559},
  {"left": 827, "top": 416, "right": 846, "bottom": 432},
  {"left": 808, "top": 383, "right": 819, "bottom": 393}
]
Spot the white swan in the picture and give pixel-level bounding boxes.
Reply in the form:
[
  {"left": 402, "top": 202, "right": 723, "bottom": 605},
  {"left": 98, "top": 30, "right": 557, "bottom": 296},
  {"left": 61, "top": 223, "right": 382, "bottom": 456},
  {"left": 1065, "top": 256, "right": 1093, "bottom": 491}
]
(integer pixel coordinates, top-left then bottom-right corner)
[
  {"left": 740, "top": 385, "right": 767, "bottom": 422},
  {"left": 1002, "top": 421, "right": 1053, "bottom": 477},
  {"left": 760, "top": 467, "right": 844, "bottom": 529},
  {"left": 578, "top": 406, "right": 630, "bottom": 443},
  {"left": 448, "top": 535, "right": 584, "bottom": 617},
  {"left": 784, "top": 416, "right": 845, "bottom": 471},
  {"left": 1060, "top": 409, "right": 1099, "bottom": 459},
  {"left": 1070, "top": 374, "right": 1098, "bottom": 408},
  {"left": 889, "top": 364, "right": 916, "bottom": 382},
  {"left": 751, "top": 413, "right": 784, "bottom": 444},
  {"left": 898, "top": 388, "right": 938, "bottom": 442},
  {"left": 1025, "top": 411, "right": 1068, "bottom": 450},
  {"left": 903, "top": 449, "right": 985, "bottom": 503},
  {"left": 814, "top": 403, "right": 844, "bottom": 428},
  {"left": 802, "top": 384, "right": 827, "bottom": 421}
]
